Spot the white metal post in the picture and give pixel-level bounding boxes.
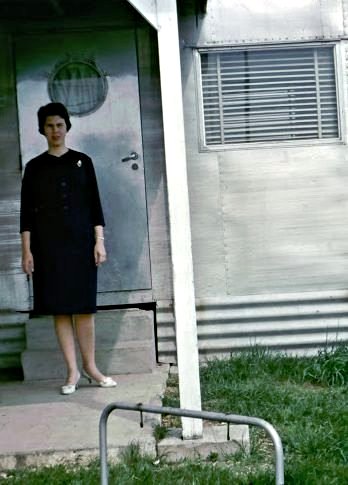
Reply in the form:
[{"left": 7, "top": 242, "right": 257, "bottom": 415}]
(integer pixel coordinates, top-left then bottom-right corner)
[
  {"left": 126, "top": 0, "right": 203, "bottom": 438},
  {"left": 156, "top": 0, "right": 203, "bottom": 438}
]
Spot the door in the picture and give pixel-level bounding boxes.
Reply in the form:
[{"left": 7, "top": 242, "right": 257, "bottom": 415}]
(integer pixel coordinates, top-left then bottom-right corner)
[{"left": 15, "top": 30, "right": 152, "bottom": 296}]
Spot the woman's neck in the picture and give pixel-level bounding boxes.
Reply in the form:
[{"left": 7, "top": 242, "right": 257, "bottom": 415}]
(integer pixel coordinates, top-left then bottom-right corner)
[{"left": 47, "top": 146, "right": 69, "bottom": 157}]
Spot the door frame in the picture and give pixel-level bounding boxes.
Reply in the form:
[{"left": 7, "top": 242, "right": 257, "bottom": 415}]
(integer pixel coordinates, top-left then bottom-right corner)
[{"left": 15, "top": 29, "right": 153, "bottom": 301}]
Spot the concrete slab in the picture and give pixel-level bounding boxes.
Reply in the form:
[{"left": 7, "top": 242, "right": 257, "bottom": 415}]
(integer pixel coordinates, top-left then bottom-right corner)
[
  {"left": 158, "top": 424, "right": 250, "bottom": 461},
  {"left": 0, "top": 364, "right": 169, "bottom": 470},
  {"left": 0, "top": 364, "right": 250, "bottom": 472}
]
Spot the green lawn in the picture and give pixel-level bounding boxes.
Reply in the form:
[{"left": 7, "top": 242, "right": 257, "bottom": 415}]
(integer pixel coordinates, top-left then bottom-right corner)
[{"left": 2, "top": 345, "right": 347, "bottom": 484}]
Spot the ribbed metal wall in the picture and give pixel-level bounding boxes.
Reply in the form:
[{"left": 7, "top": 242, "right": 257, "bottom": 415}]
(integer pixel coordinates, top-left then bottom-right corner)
[
  {"left": 0, "top": 34, "right": 28, "bottom": 370},
  {"left": 157, "top": 290, "right": 348, "bottom": 363}
]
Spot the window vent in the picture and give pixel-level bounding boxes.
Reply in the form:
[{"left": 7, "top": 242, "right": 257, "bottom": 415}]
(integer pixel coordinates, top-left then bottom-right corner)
[{"left": 200, "top": 46, "right": 339, "bottom": 146}]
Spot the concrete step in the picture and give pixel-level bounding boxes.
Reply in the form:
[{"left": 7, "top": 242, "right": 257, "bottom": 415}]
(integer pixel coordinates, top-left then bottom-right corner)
[
  {"left": 0, "top": 313, "right": 27, "bottom": 369},
  {"left": 158, "top": 424, "right": 249, "bottom": 461},
  {"left": 26, "top": 309, "right": 155, "bottom": 349},
  {"left": 22, "top": 344, "right": 156, "bottom": 380},
  {"left": 21, "top": 309, "right": 156, "bottom": 380}
]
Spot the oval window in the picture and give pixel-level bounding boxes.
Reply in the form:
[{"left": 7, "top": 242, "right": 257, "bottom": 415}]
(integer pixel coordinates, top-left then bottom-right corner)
[{"left": 48, "top": 60, "right": 108, "bottom": 116}]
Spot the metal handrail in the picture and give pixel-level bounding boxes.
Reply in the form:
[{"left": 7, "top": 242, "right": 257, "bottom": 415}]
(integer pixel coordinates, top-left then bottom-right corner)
[{"left": 99, "top": 402, "right": 285, "bottom": 485}]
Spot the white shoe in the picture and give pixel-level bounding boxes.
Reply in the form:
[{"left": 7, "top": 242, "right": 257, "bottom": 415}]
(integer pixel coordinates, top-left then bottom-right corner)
[
  {"left": 82, "top": 370, "right": 117, "bottom": 388},
  {"left": 61, "top": 372, "right": 80, "bottom": 395}
]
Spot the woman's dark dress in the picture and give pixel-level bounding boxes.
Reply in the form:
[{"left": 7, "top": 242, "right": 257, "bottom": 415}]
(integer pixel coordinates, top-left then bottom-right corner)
[{"left": 20, "top": 149, "right": 105, "bottom": 315}]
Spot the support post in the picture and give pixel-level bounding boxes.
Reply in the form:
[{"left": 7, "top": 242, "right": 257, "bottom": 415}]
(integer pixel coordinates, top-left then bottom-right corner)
[{"left": 156, "top": 0, "right": 203, "bottom": 439}]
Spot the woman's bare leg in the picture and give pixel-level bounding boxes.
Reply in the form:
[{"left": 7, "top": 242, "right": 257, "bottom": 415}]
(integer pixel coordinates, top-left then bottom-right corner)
[
  {"left": 54, "top": 314, "right": 80, "bottom": 384},
  {"left": 74, "top": 313, "right": 106, "bottom": 381}
]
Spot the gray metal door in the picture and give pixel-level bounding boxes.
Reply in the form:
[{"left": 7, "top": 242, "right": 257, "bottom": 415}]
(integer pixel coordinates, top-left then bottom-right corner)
[{"left": 16, "top": 31, "right": 152, "bottom": 293}]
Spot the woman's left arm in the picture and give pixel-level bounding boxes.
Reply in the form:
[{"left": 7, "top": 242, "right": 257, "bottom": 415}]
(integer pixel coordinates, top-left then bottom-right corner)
[
  {"left": 94, "top": 226, "right": 107, "bottom": 266},
  {"left": 86, "top": 157, "right": 105, "bottom": 228},
  {"left": 86, "top": 157, "right": 106, "bottom": 266}
]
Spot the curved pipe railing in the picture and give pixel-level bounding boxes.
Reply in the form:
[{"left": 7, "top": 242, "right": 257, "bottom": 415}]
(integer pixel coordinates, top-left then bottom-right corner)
[{"left": 99, "top": 402, "right": 284, "bottom": 485}]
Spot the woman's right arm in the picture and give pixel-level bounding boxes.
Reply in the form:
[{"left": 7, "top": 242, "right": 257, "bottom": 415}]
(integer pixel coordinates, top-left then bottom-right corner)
[{"left": 21, "top": 231, "right": 34, "bottom": 275}]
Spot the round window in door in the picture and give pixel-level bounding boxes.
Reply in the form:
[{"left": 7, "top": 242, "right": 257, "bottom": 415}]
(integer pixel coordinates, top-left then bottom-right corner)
[{"left": 48, "top": 59, "right": 108, "bottom": 116}]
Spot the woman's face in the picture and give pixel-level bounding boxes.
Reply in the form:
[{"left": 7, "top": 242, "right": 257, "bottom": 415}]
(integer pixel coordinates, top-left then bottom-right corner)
[{"left": 43, "top": 115, "right": 67, "bottom": 149}]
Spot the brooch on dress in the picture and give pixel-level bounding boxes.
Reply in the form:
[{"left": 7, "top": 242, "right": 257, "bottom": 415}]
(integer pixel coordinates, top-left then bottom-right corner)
[{"left": 77, "top": 160, "right": 82, "bottom": 167}]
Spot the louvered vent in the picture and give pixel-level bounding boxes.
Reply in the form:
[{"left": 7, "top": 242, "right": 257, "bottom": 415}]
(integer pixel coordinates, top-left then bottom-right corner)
[{"left": 200, "top": 46, "right": 339, "bottom": 146}]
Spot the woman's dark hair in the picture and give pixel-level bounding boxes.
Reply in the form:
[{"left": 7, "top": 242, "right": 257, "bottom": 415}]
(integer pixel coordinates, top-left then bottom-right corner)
[{"left": 37, "top": 102, "right": 72, "bottom": 134}]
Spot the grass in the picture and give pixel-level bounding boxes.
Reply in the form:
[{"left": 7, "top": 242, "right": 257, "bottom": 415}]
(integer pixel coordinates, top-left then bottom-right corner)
[
  {"left": 2, "top": 344, "right": 347, "bottom": 484},
  {"left": 212, "top": 345, "right": 348, "bottom": 483}
]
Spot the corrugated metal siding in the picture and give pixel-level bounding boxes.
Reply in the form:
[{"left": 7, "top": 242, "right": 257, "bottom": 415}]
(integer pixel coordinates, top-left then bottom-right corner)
[
  {"left": 0, "top": 34, "right": 26, "bottom": 311},
  {"left": 0, "top": 34, "right": 29, "bottom": 369},
  {"left": 157, "top": 290, "right": 348, "bottom": 363}
]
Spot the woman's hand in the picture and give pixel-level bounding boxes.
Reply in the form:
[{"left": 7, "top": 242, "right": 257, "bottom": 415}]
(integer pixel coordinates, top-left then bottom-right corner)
[
  {"left": 94, "top": 239, "right": 107, "bottom": 266},
  {"left": 21, "top": 231, "right": 34, "bottom": 276},
  {"left": 22, "top": 250, "right": 34, "bottom": 276}
]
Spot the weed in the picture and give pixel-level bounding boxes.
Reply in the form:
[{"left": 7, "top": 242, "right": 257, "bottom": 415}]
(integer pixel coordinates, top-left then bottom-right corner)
[
  {"left": 303, "top": 343, "right": 348, "bottom": 386},
  {"left": 207, "top": 451, "right": 219, "bottom": 462},
  {"left": 153, "top": 424, "right": 168, "bottom": 442}
]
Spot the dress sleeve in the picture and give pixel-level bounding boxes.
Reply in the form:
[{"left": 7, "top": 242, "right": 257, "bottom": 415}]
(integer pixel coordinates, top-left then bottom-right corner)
[
  {"left": 20, "top": 163, "right": 34, "bottom": 233},
  {"left": 86, "top": 157, "right": 105, "bottom": 227}
]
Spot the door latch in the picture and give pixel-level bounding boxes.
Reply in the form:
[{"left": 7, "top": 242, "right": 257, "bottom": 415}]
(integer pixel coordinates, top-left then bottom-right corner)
[{"left": 121, "top": 151, "right": 139, "bottom": 162}]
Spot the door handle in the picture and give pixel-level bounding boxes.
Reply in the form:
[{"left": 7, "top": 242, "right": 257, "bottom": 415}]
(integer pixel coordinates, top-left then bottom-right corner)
[{"left": 121, "top": 151, "right": 139, "bottom": 162}]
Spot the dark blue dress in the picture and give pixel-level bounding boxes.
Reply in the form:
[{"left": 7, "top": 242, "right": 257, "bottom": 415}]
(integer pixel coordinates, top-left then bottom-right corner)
[{"left": 20, "top": 149, "right": 105, "bottom": 315}]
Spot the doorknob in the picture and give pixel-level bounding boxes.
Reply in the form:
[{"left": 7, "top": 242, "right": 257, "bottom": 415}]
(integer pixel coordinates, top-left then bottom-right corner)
[{"left": 121, "top": 151, "right": 139, "bottom": 162}]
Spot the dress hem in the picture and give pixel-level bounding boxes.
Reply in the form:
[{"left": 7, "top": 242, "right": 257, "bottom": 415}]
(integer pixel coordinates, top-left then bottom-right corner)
[{"left": 30, "top": 309, "right": 97, "bottom": 317}]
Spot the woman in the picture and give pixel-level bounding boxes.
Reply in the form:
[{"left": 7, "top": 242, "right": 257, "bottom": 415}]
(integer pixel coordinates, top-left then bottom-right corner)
[{"left": 20, "top": 102, "right": 116, "bottom": 394}]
